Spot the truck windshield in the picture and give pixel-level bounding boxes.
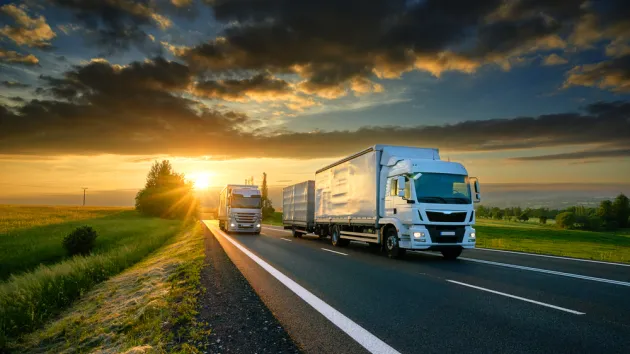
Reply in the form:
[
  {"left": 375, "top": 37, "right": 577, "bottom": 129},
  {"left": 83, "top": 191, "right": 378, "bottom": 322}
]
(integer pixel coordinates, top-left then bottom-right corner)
[
  {"left": 414, "top": 173, "right": 471, "bottom": 204},
  {"left": 231, "top": 195, "right": 262, "bottom": 209}
]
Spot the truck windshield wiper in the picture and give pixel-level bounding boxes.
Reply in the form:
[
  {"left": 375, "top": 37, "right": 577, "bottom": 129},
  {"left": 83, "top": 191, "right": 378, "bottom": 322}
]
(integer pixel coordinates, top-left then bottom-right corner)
[
  {"left": 418, "top": 196, "right": 448, "bottom": 203},
  {"left": 445, "top": 197, "right": 471, "bottom": 204}
]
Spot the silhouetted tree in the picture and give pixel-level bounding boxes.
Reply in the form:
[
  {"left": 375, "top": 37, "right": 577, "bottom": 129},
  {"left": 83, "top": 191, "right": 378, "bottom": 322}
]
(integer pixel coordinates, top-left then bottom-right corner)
[
  {"left": 518, "top": 213, "right": 529, "bottom": 222},
  {"left": 597, "top": 200, "right": 615, "bottom": 229},
  {"left": 539, "top": 216, "right": 548, "bottom": 224},
  {"left": 261, "top": 172, "right": 275, "bottom": 219},
  {"left": 612, "top": 194, "right": 630, "bottom": 228},
  {"left": 135, "top": 160, "right": 199, "bottom": 220}
]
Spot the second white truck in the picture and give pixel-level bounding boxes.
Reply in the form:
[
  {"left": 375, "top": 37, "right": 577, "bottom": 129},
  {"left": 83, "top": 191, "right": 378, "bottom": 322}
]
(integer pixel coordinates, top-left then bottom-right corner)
[
  {"left": 218, "top": 184, "right": 263, "bottom": 234},
  {"left": 282, "top": 144, "right": 480, "bottom": 259}
]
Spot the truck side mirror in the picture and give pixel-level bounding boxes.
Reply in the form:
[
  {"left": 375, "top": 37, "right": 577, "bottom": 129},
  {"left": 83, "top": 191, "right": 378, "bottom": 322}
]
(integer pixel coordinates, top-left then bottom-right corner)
[
  {"left": 470, "top": 177, "right": 481, "bottom": 203},
  {"left": 397, "top": 176, "right": 406, "bottom": 197}
]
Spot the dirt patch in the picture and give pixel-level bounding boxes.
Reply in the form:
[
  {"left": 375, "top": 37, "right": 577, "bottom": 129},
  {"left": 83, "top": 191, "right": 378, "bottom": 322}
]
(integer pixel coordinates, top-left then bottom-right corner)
[{"left": 198, "top": 227, "right": 301, "bottom": 353}]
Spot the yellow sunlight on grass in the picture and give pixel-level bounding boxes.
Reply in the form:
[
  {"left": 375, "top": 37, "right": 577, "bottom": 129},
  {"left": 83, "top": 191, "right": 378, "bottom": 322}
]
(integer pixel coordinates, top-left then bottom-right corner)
[{"left": 190, "top": 172, "right": 211, "bottom": 190}]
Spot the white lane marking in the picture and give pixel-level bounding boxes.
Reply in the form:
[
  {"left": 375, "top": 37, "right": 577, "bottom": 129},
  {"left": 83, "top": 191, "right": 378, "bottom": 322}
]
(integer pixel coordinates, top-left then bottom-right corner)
[
  {"left": 447, "top": 280, "right": 585, "bottom": 315},
  {"left": 460, "top": 257, "right": 630, "bottom": 287},
  {"left": 474, "top": 248, "right": 630, "bottom": 267},
  {"left": 321, "top": 248, "right": 348, "bottom": 256},
  {"left": 208, "top": 224, "right": 400, "bottom": 354},
  {"left": 263, "top": 226, "right": 292, "bottom": 233},
  {"left": 281, "top": 238, "right": 292, "bottom": 242}
]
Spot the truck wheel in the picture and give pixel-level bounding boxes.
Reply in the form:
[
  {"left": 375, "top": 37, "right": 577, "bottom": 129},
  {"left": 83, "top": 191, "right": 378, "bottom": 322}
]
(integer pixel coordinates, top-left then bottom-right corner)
[
  {"left": 331, "top": 226, "right": 349, "bottom": 247},
  {"left": 291, "top": 227, "right": 303, "bottom": 238},
  {"left": 384, "top": 227, "right": 406, "bottom": 259},
  {"left": 441, "top": 248, "right": 462, "bottom": 260}
]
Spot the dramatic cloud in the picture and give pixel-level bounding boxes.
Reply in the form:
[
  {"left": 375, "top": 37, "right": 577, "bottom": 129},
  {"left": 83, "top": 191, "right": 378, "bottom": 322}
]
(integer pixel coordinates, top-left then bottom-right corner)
[
  {"left": 1, "top": 81, "right": 30, "bottom": 88},
  {"left": 1, "top": 55, "right": 628, "bottom": 160},
  {"left": 564, "top": 54, "right": 630, "bottom": 92},
  {"left": 0, "top": 48, "right": 39, "bottom": 65},
  {"left": 192, "top": 73, "right": 292, "bottom": 101},
  {"left": 512, "top": 149, "right": 630, "bottom": 161},
  {"left": 48, "top": 0, "right": 173, "bottom": 53},
  {"left": 542, "top": 53, "right": 568, "bottom": 66},
  {"left": 0, "top": 4, "right": 56, "bottom": 48}
]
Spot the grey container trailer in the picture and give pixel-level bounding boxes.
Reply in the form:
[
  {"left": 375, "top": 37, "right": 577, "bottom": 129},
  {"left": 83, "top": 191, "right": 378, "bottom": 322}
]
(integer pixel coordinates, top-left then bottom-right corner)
[{"left": 282, "top": 180, "right": 316, "bottom": 238}]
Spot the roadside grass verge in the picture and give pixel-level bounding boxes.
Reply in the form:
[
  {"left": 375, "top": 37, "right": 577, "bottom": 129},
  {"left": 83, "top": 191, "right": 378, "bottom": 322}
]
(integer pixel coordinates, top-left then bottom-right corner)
[
  {"left": 0, "top": 207, "right": 146, "bottom": 280},
  {"left": 263, "top": 211, "right": 283, "bottom": 226},
  {"left": 11, "top": 223, "right": 207, "bottom": 354},
  {"left": 0, "top": 216, "right": 185, "bottom": 348},
  {"left": 475, "top": 219, "right": 630, "bottom": 263}
]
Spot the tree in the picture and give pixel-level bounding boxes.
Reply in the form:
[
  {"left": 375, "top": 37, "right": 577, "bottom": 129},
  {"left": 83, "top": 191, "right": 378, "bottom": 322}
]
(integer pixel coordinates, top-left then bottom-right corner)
[
  {"left": 556, "top": 212, "right": 576, "bottom": 229},
  {"left": 539, "top": 215, "right": 548, "bottom": 224},
  {"left": 612, "top": 194, "right": 630, "bottom": 228},
  {"left": 597, "top": 200, "right": 615, "bottom": 229},
  {"left": 135, "top": 160, "right": 199, "bottom": 220},
  {"left": 518, "top": 213, "right": 529, "bottom": 222},
  {"left": 261, "top": 172, "right": 275, "bottom": 219}
]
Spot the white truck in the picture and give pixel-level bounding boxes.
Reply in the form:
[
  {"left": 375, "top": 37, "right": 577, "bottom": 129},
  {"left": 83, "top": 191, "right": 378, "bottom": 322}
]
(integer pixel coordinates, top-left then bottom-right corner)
[
  {"left": 218, "top": 184, "right": 263, "bottom": 234},
  {"left": 282, "top": 145, "right": 480, "bottom": 259}
]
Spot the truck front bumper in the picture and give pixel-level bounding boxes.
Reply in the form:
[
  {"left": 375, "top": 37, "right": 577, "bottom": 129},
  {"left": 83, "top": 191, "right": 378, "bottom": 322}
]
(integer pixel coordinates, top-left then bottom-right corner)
[
  {"left": 401, "top": 225, "right": 476, "bottom": 250},
  {"left": 226, "top": 221, "right": 262, "bottom": 233}
]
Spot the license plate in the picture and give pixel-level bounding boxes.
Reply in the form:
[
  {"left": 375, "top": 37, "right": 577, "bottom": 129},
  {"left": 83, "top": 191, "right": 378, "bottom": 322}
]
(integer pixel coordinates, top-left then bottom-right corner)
[
  {"left": 239, "top": 224, "right": 252, "bottom": 228},
  {"left": 441, "top": 231, "right": 455, "bottom": 236}
]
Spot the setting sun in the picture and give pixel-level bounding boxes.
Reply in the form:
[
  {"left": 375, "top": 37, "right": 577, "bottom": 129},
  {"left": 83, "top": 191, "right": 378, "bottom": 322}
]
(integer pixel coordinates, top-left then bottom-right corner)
[{"left": 190, "top": 172, "right": 211, "bottom": 190}]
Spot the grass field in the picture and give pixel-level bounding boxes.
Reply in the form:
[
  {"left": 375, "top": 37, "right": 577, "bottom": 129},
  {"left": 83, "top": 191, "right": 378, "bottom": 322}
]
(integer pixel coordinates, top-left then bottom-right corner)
[
  {"left": 0, "top": 205, "right": 188, "bottom": 348},
  {"left": 475, "top": 219, "right": 630, "bottom": 263},
  {"left": 11, "top": 223, "right": 206, "bottom": 353},
  {"left": 263, "top": 211, "right": 283, "bottom": 226}
]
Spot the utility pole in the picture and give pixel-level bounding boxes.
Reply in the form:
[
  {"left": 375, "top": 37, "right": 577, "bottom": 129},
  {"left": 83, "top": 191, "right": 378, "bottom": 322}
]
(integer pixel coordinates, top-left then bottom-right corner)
[{"left": 82, "top": 187, "right": 88, "bottom": 206}]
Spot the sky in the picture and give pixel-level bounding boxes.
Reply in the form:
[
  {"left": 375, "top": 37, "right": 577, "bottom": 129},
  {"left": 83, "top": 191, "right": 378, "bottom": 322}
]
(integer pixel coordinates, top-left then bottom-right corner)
[{"left": 1, "top": 0, "right": 630, "bottom": 206}]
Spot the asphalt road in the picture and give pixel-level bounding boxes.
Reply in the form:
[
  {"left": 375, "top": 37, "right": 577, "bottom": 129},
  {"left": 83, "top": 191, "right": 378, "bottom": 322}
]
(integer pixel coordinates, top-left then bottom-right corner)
[{"left": 202, "top": 221, "right": 630, "bottom": 354}]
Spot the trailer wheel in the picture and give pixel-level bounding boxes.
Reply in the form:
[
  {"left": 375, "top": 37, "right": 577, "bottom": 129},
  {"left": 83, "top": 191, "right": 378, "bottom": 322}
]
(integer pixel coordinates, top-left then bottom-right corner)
[
  {"left": 384, "top": 227, "right": 406, "bottom": 259},
  {"left": 441, "top": 248, "right": 462, "bottom": 260},
  {"left": 291, "top": 227, "right": 300, "bottom": 238},
  {"left": 331, "top": 226, "right": 349, "bottom": 247}
]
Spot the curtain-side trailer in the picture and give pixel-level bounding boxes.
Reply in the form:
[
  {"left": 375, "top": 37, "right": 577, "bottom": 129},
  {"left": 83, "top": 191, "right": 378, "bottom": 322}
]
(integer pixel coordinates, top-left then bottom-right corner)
[{"left": 282, "top": 144, "right": 480, "bottom": 259}]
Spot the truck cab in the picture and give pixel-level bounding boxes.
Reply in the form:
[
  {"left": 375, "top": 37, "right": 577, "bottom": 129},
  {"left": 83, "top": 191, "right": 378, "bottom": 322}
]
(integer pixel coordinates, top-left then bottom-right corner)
[
  {"left": 381, "top": 157, "right": 480, "bottom": 259},
  {"left": 218, "top": 184, "right": 263, "bottom": 234}
]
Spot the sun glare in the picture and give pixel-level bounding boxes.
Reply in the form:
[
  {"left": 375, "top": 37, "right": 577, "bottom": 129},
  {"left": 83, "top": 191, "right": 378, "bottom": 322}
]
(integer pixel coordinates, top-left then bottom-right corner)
[{"left": 191, "top": 172, "right": 211, "bottom": 190}]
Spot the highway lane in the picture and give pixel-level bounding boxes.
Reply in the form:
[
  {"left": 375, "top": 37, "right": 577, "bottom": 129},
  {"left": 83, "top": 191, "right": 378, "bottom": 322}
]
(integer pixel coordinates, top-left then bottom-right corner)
[{"left": 204, "top": 222, "right": 630, "bottom": 354}]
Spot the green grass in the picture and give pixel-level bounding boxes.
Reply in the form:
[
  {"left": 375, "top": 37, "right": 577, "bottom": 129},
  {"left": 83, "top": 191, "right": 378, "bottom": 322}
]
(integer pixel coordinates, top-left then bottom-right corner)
[
  {"left": 475, "top": 219, "right": 630, "bottom": 263},
  {"left": 0, "top": 207, "right": 159, "bottom": 280},
  {"left": 11, "top": 223, "right": 206, "bottom": 354},
  {"left": 0, "top": 207, "right": 186, "bottom": 349},
  {"left": 263, "top": 211, "right": 283, "bottom": 226}
]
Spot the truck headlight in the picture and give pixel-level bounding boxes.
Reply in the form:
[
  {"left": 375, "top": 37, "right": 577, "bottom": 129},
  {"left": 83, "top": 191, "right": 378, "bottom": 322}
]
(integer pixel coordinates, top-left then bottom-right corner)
[
  {"left": 230, "top": 223, "right": 235, "bottom": 227},
  {"left": 256, "top": 224, "right": 261, "bottom": 228},
  {"left": 470, "top": 232, "right": 476, "bottom": 239},
  {"left": 413, "top": 232, "right": 425, "bottom": 238}
]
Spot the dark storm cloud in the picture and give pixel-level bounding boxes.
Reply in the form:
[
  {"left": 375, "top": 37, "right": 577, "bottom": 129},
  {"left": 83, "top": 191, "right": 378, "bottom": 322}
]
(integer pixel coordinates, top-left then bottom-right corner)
[{"left": 1, "top": 56, "right": 628, "bottom": 159}]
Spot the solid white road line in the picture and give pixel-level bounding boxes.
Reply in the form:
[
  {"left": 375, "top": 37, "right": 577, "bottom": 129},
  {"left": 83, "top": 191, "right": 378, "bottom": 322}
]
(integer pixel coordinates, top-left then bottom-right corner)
[
  {"left": 474, "top": 248, "right": 630, "bottom": 267},
  {"left": 460, "top": 257, "right": 630, "bottom": 287},
  {"left": 447, "top": 280, "right": 585, "bottom": 315},
  {"left": 281, "top": 238, "right": 292, "bottom": 242},
  {"left": 321, "top": 248, "right": 348, "bottom": 256},
  {"left": 208, "top": 224, "right": 400, "bottom": 354}
]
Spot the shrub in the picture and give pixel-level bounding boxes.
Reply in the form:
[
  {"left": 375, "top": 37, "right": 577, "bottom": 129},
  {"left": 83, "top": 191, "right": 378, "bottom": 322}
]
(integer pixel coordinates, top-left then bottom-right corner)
[
  {"left": 586, "top": 216, "right": 603, "bottom": 231},
  {"left": 62, "top": 226, "right": 98, "bottom": 256},
  {"left": 556, "top": 212, "right": 576, "bottom": 229},
  {"left": 519, "top": 213, "right": 529, "bottom": 222},
  {"left": 539, "top": 216, "right": 548, "bottom": 224}
]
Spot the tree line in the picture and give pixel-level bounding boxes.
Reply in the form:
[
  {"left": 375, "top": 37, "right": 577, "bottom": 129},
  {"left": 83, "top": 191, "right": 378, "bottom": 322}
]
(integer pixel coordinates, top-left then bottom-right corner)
[{"left": 476, "top": 194, "right": 630, "bottom": 231}]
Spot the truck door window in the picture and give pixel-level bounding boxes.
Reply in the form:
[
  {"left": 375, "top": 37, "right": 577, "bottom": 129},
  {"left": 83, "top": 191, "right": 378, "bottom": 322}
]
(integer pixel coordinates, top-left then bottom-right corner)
[{"left": 390, "top": 178, "right": 398, "bottom": 196}]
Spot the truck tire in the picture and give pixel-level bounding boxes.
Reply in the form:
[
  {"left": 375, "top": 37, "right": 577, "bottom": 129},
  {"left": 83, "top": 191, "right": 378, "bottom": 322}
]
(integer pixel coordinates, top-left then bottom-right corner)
[
  {"left": 384, "top": 227, "right": 406, "bottom": 259},
  {"left": 291, "top": 227, "right": 302, "bottom": 238},
  {"left": 441, "top": 248, "right": 462, "bottom": 260},
  {"left": 331, "top": 226, "right": 349, "bottom": 247}
]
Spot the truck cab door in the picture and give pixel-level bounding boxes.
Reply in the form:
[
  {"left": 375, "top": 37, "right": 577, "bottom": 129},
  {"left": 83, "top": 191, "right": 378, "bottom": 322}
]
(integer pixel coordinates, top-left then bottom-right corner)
[
  {"left": 385, "top": 176, "right": 413, "bottom": 224},
  {"left": 385, "top": 177, "right": 397, "bottom": 216}
]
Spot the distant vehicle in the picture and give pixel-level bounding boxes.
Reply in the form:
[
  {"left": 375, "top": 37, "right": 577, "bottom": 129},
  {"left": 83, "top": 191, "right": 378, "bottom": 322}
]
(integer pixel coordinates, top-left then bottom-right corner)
[
  {"left": 218, "top": 184, "right": 262, "bottom": 234},
  {"left": 282, "top": 145, "right": 480, "bottom": 259}
]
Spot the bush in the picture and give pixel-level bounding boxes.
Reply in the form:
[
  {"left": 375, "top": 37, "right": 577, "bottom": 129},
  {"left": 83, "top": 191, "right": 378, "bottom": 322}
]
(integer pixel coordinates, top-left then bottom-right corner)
[
  {"left": 539, "top": 216, "right": 548, "bottom": 224},
  {"left": 556, "top": 212, "right": 576, "bottom": 229},
  {"left": 519, "top": 213, "right": 529, "bottom": 222},
  {"left": 62, "top": 226, "right": 98, "bottom": 256},
  {"left": 586, "top": 216, "right": 603, "bottom": 231}
]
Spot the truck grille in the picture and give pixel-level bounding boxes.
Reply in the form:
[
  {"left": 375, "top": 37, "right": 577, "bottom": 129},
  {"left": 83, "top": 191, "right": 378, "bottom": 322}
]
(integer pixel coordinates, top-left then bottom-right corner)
[
  {"left": 426, "top": 211, "right": 467, "bottom": 222},
  {"left": 235, "top": 212, "right": 257, "bottom": 223},
  {"left": 426, "top": 225, "right": 465, "bottom": 243}
]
